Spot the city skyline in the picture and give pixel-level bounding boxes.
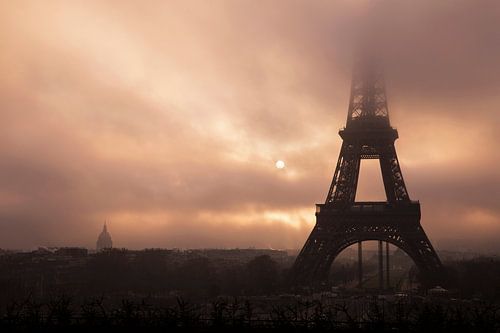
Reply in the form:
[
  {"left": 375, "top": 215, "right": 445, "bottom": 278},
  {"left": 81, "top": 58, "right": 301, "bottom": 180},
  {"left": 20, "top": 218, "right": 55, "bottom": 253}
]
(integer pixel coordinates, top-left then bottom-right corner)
[{"left": 0, "top": 0, "right": 499, "bottom": 251}]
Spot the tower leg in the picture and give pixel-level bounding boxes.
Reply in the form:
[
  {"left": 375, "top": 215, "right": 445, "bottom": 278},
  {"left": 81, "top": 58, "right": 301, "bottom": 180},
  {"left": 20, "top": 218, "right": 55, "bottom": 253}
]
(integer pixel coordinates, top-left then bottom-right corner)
[
  {"left": 378, "top": 240, "right": 384, "bottom": 290},
  {"left": 386, "top": 242, "right": 390, "bottom": 289},
  {"left": 358, "top": 241, "right": 363, "bottom": 288},
  {"left": 290, "top": 207, "right": 443, "bottom": 288}
]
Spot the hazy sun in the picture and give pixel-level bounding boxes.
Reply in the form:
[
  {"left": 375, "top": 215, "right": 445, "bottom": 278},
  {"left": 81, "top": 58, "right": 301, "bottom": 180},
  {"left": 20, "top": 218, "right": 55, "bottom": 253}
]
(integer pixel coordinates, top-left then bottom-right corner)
[{"left": 275, "top": 160, "right": 285, "bottom": 169}]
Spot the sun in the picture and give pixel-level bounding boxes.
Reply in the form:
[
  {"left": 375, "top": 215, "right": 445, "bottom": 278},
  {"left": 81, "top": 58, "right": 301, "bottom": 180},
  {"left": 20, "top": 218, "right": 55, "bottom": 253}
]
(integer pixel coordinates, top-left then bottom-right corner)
[{"left": 275, "top": 160, "right": 285, "bottom": 169}]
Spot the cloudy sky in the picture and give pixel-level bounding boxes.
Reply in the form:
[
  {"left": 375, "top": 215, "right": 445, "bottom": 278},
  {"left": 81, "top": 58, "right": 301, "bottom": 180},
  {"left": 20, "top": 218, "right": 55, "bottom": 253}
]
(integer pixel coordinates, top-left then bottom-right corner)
[{"left": 0, "top": 0, "right": 499, "bottom": 251}]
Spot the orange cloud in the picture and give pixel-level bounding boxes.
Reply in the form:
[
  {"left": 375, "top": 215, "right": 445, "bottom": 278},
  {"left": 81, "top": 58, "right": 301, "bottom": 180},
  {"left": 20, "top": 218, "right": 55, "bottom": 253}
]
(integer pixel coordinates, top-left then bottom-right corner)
[{"left": 0, "top": 0, "right": 498, "bottom": 251}]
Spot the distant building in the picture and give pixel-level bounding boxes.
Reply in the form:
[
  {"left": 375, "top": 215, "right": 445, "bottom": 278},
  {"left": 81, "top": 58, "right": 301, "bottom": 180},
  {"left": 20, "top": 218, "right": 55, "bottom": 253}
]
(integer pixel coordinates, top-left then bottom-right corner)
[
  {"left": 428, "top": 286, "right": 449, "bottom": 299},
  {"left": 56, "top": 247, "right": 88, "bottom": 257},
  {"left": 96, "top": 223, "right": 113, "bottom": 251}
]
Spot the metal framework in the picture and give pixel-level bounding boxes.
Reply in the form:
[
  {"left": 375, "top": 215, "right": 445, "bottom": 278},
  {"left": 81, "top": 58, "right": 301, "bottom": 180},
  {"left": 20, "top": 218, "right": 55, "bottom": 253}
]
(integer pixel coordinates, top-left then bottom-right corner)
[{"left": 291, "top": 61, "right": 442, "bottom": 287}]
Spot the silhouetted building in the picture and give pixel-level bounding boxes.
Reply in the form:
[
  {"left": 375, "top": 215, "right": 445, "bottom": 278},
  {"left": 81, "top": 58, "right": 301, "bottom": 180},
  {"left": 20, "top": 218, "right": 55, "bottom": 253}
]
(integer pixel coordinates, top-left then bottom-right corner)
[{"left": 96, "top": 223, "right": 113, "bottom": 251}]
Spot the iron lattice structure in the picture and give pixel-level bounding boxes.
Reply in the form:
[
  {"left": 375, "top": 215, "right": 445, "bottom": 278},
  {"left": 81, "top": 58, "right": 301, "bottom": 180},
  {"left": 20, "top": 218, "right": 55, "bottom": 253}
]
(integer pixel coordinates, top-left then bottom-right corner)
[{"left": 291, "top": 61, "right": 442, "bottom": 286}]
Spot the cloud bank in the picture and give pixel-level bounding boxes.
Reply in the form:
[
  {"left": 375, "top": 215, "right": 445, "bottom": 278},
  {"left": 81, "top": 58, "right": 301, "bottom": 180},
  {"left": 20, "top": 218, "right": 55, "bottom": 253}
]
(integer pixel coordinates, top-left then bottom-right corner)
[{"left": 0, "top": 0, "right": 499, "bottom": 251}]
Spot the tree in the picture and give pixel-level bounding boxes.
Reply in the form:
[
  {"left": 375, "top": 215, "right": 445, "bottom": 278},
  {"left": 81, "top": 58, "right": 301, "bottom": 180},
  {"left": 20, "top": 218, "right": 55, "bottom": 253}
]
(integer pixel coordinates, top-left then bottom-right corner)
[{"left": 245, "top": 255, "right": 279, "bottom": 294}]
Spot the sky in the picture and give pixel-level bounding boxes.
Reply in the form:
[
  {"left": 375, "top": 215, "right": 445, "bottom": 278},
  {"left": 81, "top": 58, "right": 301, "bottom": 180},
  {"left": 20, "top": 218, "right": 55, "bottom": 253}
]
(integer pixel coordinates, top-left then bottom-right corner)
[{"left": 0, "top": 0, "right": 499, "bottom": 251}]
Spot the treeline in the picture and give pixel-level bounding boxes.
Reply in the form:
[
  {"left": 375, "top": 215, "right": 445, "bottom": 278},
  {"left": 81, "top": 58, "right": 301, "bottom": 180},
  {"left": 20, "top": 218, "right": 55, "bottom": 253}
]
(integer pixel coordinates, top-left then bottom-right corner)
[
  {"left": 2, "top": 249, "right": 500, "bottom": 304},
  {"left": 1, "top": 295, "right": 499, "bottom": 332},
  {"left": 443, "top": 257, "right": 500, "bottom": 299},
  {"left": 88, "top": 251, "right": 284, "bottom": 297},
  {"left": 0, "top": 251, "right": 287, "bottom": 302}
]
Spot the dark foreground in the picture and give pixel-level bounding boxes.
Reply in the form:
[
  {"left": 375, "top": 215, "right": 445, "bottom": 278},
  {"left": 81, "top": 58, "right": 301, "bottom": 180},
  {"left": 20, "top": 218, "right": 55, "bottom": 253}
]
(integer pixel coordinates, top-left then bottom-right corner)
[
  {"left": 2, "top": 248, "right": 500, "bottom": 332},
  {"left": 1, "top": 295, "right": 500, "bottom": 332}
]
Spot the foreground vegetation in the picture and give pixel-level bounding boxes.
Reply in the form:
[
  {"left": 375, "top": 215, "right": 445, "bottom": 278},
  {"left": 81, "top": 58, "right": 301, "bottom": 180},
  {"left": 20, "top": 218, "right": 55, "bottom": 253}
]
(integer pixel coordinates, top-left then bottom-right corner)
[
  {"left": 2, "top": 249, "right": 500, "bottom": 331},
  {"left": 1, "top": 295, "right": 500, "bottom": 332}
]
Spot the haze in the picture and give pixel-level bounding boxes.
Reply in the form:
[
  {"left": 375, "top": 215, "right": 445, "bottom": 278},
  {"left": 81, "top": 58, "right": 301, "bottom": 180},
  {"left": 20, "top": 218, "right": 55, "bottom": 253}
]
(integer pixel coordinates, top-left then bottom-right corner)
[{"left": 0, "top": 0, "right": 499, "bottom": 251}]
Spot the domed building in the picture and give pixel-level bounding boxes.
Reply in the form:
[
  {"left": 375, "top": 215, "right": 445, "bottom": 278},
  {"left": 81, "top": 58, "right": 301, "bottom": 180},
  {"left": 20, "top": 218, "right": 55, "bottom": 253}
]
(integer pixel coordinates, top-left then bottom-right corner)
[{"left": 96, "top": 223, "right": 113, "bottom": 251}]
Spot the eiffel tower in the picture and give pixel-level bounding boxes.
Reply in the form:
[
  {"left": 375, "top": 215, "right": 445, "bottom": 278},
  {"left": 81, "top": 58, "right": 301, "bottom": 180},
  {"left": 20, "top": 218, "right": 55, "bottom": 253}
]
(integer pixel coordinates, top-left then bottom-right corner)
[{"left": 291, "top": 58, "right": 442, "bottom": 287}]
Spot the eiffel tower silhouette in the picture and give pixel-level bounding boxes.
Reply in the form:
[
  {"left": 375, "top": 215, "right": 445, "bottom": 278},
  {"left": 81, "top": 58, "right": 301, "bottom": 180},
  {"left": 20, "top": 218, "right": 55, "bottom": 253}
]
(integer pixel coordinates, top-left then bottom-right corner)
[{"left": 291, "top": 58, "right": 442, "bottom": 288}]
